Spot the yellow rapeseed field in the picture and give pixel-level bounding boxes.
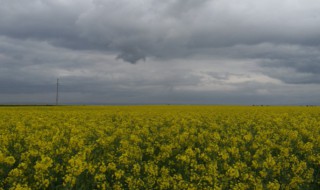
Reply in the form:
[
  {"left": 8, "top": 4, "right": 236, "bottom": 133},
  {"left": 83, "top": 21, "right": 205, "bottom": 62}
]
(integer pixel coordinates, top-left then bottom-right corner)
[{"left": 0, "top": 106, "right": 320, "bottom": 189}]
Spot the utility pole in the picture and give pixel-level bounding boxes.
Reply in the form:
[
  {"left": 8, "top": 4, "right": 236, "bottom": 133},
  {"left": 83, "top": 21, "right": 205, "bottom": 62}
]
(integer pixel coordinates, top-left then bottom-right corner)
[{"left": 56, "top": 78, "right": 59, "bottom": 105}]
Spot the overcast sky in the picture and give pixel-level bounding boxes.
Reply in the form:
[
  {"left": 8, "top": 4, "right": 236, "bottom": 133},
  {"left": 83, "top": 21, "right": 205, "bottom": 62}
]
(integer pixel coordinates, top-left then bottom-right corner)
[{"left": 1, "top": 0, "right": 320, "bottom": 105}]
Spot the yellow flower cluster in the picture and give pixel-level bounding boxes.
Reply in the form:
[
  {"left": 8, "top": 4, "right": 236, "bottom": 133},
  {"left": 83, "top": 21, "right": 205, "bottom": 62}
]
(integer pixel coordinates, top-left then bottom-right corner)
[{"left": 0, "top": 106, "right": 320, "bottom": 189}]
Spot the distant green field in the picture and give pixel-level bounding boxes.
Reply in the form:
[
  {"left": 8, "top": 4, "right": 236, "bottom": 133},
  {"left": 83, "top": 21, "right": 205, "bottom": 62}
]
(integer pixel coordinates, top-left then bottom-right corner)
[{"left": 1, "top": 106, "right": 320, "bottom": 189}]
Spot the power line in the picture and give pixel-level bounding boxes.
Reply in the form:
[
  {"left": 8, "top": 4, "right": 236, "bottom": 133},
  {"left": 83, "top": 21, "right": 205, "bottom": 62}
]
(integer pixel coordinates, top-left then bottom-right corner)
[{"left": 56, "top": 78, "right": 59, "bottom": 105}]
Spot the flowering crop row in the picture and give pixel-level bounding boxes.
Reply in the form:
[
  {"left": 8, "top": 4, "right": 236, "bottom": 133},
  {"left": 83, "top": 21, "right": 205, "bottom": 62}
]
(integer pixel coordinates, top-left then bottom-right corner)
[{"left": 0, "top": 106, "right": 320, "bottom": 189}]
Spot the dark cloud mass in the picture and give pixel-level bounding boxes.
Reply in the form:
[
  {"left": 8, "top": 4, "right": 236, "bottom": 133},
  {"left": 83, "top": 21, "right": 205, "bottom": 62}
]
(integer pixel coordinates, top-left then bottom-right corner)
[
  {"left": 116, "top": 47, "right": 146, "bottom": 64},
  {"left": 1, "top": 0, "right": 320, "bottom": 104}
]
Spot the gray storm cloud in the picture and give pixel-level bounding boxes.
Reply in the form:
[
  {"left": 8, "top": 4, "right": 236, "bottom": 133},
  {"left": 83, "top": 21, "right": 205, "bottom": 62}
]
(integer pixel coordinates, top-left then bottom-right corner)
[
  {"left": 1, "top": 0, "right": 320, "bottom": 104},
  {"left": 1, "top": 0, "right": 319, "bottom": 63},
  {"left": 116, "top": 49, "right": 146, "bottom": 64},
  {"left": 1, "top": 0, "right": 320, "bottom": 62}
]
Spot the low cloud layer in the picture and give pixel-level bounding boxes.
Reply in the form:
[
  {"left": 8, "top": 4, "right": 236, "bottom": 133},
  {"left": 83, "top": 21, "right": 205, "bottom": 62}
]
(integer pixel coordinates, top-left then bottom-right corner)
[{"left": 1, "top": 0, "right": 320, "bottom": 104}]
